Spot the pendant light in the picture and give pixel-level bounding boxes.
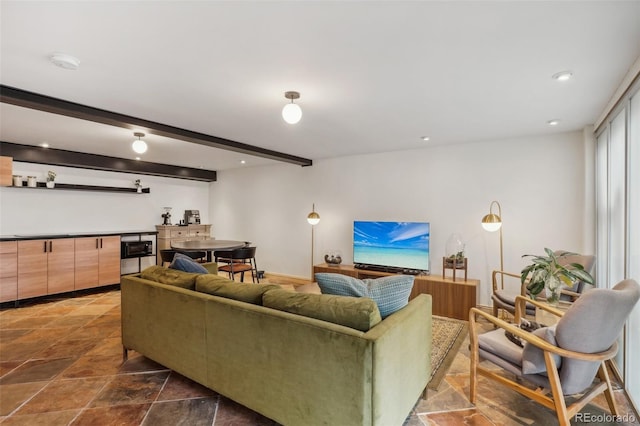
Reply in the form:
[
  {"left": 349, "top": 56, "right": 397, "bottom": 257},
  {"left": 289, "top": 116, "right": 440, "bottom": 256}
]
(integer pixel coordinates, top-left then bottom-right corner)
[
  {"left": 132, "top": 132, "right": 148, "bottom": 154},
  {"left": 282, "top": 91, "right": 302, "bottom": 124}
]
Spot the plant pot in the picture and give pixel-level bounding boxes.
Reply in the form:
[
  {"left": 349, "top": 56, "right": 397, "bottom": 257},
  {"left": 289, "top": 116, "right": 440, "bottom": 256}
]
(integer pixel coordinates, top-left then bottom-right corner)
[{"left": 46, "top": 181, "right": 55, "bottom": 189}]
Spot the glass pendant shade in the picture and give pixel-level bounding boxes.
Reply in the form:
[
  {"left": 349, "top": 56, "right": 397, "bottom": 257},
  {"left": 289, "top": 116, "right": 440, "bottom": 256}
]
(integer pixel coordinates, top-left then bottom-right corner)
[
  {"left": 282, "top": 103, "right": 302, "bottom": 124},
  {"left": 132, "top": 139, "right": 148, "bottom": 154}
]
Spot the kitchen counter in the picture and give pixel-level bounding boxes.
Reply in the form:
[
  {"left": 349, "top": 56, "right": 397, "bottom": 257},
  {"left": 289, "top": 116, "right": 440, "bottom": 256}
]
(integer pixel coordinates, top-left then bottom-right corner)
[{"left": 0, "top": 230, "right": 158, "bottom": 241}]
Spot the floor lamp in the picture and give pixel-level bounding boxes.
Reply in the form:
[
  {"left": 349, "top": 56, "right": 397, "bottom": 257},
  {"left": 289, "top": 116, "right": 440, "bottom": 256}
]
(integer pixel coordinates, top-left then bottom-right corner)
[
  {"left": 481, "top": 200, "right": 504, "bottom": 288},
  {"left": 307, "top": 204, "right": 320, "bottom": 281}
]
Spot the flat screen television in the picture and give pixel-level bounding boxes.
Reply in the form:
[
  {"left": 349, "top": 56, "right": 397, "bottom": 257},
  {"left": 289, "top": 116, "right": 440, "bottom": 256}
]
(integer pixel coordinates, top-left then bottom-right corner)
[{"left": 353, "top": 221, "right": 430, "bottom": 274}]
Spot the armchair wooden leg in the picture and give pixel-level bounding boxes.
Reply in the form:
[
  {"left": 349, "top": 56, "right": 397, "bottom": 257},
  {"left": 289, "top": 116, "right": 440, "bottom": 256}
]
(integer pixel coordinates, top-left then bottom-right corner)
[
  {"left": 544, "top": 352, "right": 570, "bottom": 426},
  {"left": 469, "top": 314, "right": 478, "bottom": 403},
  {"left": 599, "top": 360, "right": 619, "bottom": 416}
]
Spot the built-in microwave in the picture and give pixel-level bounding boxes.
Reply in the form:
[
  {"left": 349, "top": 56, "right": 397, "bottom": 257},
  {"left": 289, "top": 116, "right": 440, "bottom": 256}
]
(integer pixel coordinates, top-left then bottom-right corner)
[{"left": 121, "top": 241, "right": 153, "bottom": 259}]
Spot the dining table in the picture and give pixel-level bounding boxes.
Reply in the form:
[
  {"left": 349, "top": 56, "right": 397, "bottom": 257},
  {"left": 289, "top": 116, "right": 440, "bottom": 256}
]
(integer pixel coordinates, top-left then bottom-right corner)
[{"left": 170, "top": 239, "right": 249, "bottom": 262}]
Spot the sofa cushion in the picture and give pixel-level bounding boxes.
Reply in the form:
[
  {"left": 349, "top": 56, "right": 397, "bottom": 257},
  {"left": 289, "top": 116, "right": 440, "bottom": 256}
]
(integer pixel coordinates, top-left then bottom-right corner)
[
  {"left": 263, "top": 289, "right": 382, "bottom": 332},
  {"left": 169, "top": 252, "right": 209, "bottom": 274},
  {"left": 196, "top": 274, "right": 280, "bottom": 305},
  {"left": 315, "top": 273, "right": 414, "bottom": 318},
  {"left": 140, "top": 265, "right": 201, "bottom": 290}
]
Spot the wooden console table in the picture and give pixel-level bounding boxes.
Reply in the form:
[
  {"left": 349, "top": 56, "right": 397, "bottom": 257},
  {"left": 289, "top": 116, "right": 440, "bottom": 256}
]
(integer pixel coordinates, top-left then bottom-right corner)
[{"left": 313, "top": 263, "right": 479, "bottom": 321}]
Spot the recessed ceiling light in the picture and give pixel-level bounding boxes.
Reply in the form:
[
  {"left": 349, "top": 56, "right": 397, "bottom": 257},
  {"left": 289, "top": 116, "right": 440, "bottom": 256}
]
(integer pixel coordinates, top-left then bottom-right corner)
[
  {"left": 50, "top": 53, "right": 80, "bottom": 70},
  {"left": 40, "top": 143, "right": 50, "bottom": 148},
  {"left": 240, "top": 160, "right": 246, "bottom": 164},
  {"left": 421, "top": 136, "right": 430, "bottom": 141},
  {"left": 552, "top": 71, "right": 573, "bottom": 81},
  {"left": 547, "top": 119, "right": 560, "bottom": 126},
  {"left": 135, "top": 157, "right": 141, "bottom": 161}
]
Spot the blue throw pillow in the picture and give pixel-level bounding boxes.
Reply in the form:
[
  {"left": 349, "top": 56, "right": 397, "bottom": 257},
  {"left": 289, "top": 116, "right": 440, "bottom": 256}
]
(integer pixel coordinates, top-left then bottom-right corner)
[
  {"left": 169, "top": 252, "right": 209, "bottom": 274},
  {"left": 315, "top": 273, "right": 414, "bottom": 318}
]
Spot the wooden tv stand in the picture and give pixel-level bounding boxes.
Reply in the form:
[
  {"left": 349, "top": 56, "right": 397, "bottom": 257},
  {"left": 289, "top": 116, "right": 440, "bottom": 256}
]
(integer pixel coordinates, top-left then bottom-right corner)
[{"left": 313, "top": 263, "right": 479, "bottom": 321}]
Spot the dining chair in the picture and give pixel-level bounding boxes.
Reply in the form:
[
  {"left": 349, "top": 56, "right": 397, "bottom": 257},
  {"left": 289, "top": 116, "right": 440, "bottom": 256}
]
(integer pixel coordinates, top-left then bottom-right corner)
[
  {"left": 214, "top": 246, "right": 259, "bottom": 283},
  {"left": 470, "top": 279, "right": 640, "bottom": 426},
  {"left": 160, "top": 249, "right": 207, "bottom": 266}
]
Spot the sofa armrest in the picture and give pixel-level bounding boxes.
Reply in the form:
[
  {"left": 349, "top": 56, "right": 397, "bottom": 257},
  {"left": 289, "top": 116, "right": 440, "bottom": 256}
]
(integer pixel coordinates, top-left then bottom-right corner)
[{"left": 364, "top": 293, "right": 432, "bottom": 426}]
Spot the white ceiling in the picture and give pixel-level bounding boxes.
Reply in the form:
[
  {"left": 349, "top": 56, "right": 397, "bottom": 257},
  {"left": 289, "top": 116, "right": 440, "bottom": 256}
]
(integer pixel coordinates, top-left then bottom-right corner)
[{"left": 1, "top": 1, "right": 640, "bottom": 171}]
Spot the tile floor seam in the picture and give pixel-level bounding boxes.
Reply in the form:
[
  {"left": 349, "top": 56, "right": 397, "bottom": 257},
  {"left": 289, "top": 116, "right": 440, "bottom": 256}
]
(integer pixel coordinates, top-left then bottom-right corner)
[{"left": 5, "top": 379, "right": 51, "bottom": 417}]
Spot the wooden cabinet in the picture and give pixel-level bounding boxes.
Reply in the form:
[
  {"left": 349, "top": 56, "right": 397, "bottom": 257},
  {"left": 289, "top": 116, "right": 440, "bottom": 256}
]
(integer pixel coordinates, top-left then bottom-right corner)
[
  {"left": 75, "top": 236, "right": 121, "bottom": 290},
  {"left": 156, "top": 224, "right": 211, "bottom": 265},
  {"left": 0, "top": 241, "right": 18, "bottom": 302},
  {"left": 313, "top": 263, "right": 479, "bottom": 321},
  {"left": 0, "top": 156, "right": 12, "bottom": 187},
  {"left": 17, "top": 238, "right": 75, "bottom": 299}
]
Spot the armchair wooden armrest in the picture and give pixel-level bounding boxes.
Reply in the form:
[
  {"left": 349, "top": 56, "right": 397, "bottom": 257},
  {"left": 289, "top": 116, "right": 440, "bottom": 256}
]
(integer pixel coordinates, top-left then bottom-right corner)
[{"left": 491, "top": 270, "right": 522, "bottom": 292}]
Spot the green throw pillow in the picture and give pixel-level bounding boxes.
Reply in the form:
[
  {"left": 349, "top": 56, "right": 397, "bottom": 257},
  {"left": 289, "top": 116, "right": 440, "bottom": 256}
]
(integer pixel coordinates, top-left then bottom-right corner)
[
  {"left": 315, "top": 273, "right": 414, "bottom": 318},
  {"left": 263, "top": 289, "right": 382, "bottom": 332},
  {"left": 140, "top": 265, "right": 201, "bottom": 290},
  {"left": 195, "top": 274, "right": 280, "bottom": 305}
]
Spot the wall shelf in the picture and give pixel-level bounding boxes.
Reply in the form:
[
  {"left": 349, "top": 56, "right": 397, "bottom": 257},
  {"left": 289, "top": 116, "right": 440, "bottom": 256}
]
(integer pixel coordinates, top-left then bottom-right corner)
[{"left": 8, "top": 182, "right": 150, "bottom": 193}]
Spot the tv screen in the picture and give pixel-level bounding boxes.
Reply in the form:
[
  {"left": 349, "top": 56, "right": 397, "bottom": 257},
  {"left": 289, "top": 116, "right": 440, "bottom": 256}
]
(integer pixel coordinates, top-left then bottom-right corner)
[{"left": 353, "top": 221, "right": 430, "bottom": 273}]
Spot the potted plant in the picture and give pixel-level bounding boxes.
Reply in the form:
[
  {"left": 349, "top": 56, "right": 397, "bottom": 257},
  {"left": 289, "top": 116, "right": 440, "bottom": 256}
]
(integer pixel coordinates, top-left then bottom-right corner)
[
  {"left": 520, "top": 248, "right": 594, "bottom": 305},
  {"left": 46, "top": 170, "right": 56, "bottom": 188}
]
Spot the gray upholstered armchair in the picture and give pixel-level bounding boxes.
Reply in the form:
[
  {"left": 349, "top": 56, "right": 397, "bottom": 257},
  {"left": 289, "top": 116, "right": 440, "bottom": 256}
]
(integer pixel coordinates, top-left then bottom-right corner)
[
  {"left": 470, "top": 279, "right": 640, "bottom": 426},
  {"left": 491, "top": 252, "right": 595, "bottom": 318}
]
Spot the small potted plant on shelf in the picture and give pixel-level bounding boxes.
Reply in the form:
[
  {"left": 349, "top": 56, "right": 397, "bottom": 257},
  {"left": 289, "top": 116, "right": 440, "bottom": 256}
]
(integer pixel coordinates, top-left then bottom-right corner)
[
  {"left": 521, "top": 248, "right": 594, "bottom": 305},
  {"left": 46, "top": 170, "right": 56, "bottom": 188}
]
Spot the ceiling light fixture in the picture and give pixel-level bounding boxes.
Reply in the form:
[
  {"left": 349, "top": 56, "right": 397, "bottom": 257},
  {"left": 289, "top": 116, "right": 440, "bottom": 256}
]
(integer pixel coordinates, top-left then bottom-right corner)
[
  {"left": 40, "top": 143, "right": 50, "bottom": 148},
  {"left": 132, "top": 132, "right": 148, "bottom": 154},
  {"left": 282, "top": 91, "right": 302, "bottom": 124},
  {"left": 50, "top": 53, "right": 80, "bottom": 70},
  {"left": 552, "top": 71, "right": 573, "bottom": 81},
  {"left": 421, "top": 136, "right": 430, "bottom": 141},
  {"left": 547, "top": 119, "right": 560, "bottom": 126}
]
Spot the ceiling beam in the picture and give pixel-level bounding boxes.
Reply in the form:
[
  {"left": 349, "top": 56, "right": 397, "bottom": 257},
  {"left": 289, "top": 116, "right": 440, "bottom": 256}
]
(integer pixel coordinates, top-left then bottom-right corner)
[
  {"left": 0, "top": 85, "right": 313, "bottom": 167},
  {"left": 1, "top": 142, "right": 217, "bottom": 182}
]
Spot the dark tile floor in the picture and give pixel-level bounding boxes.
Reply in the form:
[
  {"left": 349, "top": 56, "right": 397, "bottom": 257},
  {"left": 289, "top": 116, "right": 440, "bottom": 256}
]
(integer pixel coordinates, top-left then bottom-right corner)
[{"left": 1, "top": 286, "right": 638, "bottom": 425}]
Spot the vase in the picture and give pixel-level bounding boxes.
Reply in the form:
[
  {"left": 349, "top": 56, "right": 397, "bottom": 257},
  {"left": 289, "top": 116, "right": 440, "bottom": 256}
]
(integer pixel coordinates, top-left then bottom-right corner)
[
  {"left": 545, "top": 278, "right": 562, "bottom": 306},
  {"left": 137, "top": 186, "right": 142, "bottom": 193},
  {"left": 46, "top": 181, "right": 55, "bottom": 189}
]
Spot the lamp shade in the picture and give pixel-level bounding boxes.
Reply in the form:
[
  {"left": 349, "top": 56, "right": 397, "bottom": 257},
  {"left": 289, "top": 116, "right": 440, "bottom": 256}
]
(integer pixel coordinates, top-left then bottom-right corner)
[
  {"left": 282, "top": 103, "right": 302, "bottom": 124},
  {"left": 481, "top": 213, "right": 502, "bottom": 232},
  {"left": 307, "top": 211, "right": 320, "bottom": 225},
  {"left": 307, "top": 203, "right": 320, "bottom": 225}
]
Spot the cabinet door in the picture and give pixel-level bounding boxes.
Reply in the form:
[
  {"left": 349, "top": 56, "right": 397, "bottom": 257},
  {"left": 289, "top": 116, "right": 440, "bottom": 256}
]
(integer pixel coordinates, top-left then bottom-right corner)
[
  {"left": 0, "top": 241, "right": 18, "bottom": 302},
  {"left": 75, "top": 237, "right": 100, "bottom": 290},
  {"left": 47, "top": 238, "right": 75, "bottom": 295},
  {"left": 98, "top": 236, "right": 121, "bottom": 285},
  {"left": 17, "top": 240, "right": 48, "bottom": 299}
]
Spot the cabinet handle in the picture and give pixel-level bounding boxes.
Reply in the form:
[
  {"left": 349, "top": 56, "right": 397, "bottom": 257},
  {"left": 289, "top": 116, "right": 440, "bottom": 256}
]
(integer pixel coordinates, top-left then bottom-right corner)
[
  {"left": 44, "top": 241, "right": 47, "bottom": 253},
  {"left": 49, "top": 241, "right": 52, "bottom": 252},
  {"left": 96, "top": 238, "right": 99, "bottom": 249},
  {"left": 100, "top": 238, "right": 103, "bottom": 249}
]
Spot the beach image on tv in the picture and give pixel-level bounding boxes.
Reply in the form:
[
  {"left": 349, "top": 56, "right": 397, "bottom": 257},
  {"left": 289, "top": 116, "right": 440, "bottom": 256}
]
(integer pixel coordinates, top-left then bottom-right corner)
[{"left": 353, "top": 221, "right": 430, "bottom": 271}]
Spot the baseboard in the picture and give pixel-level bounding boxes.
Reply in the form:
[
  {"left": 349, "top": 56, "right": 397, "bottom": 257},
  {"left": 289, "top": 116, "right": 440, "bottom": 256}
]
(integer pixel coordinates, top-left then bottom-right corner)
[{"left": 263, "top": 272, "right": 312, "bottom": 286}]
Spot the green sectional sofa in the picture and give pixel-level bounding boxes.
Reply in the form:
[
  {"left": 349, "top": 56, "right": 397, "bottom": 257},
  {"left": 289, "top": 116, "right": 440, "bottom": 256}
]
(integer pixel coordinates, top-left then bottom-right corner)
[{"left": 121, "top": 266, "right": 432, "bottom": 426}]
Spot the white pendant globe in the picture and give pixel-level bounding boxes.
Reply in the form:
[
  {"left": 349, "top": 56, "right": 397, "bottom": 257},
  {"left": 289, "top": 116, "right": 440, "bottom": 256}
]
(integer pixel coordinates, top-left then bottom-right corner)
[
  {"left": 132, "top": 139, "right": 148, "bottom": 154},
  {"left": 282, "top": 103, "right": 302, "bottom": 124}
]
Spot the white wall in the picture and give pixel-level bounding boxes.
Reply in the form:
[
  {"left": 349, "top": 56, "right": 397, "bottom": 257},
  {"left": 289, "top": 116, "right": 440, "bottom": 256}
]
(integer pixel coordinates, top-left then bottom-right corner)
[
  {"left": 0, "top": 162, "right": 211, "bottom": 235},
  {"left": 210, "top": 131, "right": 592, "bottom": 306}
]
